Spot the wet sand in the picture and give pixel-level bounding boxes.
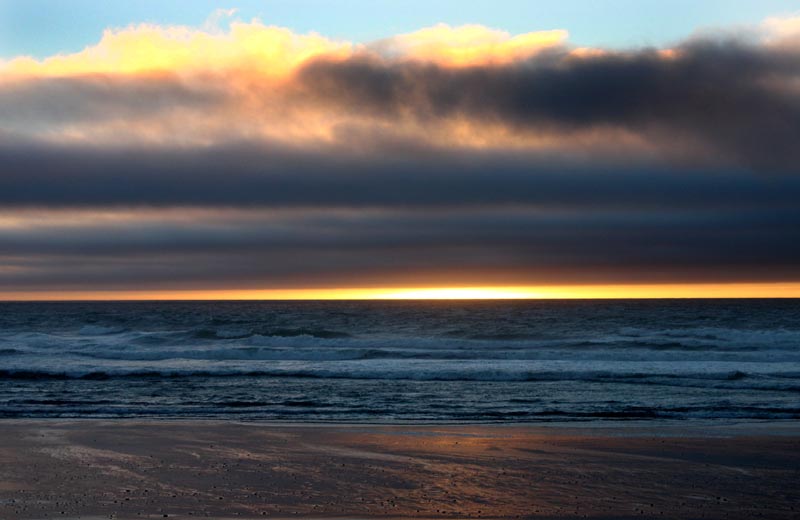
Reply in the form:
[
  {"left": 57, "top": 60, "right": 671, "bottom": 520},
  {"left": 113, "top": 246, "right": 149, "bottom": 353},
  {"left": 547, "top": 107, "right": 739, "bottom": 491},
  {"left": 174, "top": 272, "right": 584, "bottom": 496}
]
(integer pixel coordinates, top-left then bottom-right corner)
[{"left": 0, "top": 421, "right": 798, "bottom": 519}]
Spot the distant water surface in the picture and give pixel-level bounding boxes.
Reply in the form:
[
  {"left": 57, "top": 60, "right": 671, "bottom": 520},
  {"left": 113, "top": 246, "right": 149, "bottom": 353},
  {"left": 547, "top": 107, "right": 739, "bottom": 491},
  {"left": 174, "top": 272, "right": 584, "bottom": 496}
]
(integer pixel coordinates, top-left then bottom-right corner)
[{"left": 1, "top": 300, "right": 798, "bottom": 422}]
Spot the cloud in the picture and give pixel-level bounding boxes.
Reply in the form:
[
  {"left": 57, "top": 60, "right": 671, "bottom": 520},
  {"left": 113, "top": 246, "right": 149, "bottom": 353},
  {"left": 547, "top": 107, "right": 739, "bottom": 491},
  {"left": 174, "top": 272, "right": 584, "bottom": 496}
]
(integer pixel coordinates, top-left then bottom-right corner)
[
  {"left": 0, "top": 205, "right": 799, "bottom": 290},
  {"left": 369, "top": 23, "right": 567, "bottom": 65},
  {"left": 0, "top": 20, "right": 578, "bottom": 148},
  {"left": 0, "top": 19, "right": 352, "bottom": 78},
  {"left": 2, "top": 18, "right": 800, "bottom": 168},
  {"left": 0, "top": 75, "right": 222, "bottom": 131},
  {"left": 0, "top": 137, "right": 799, "bottom": 289},
  {"left": 2, "top": 16, "right": 800, "bottom": 292},
  {"left": 762, "top": 14, "right": 800, "bottom": 46},
  {"left": 0, "top": 19, "right": 567, "bottom": 78},
  {"left": 296, "top": 38, "right": 800, "bottom": 170},
  {"left": 203, "top": 8, "right": 239, "bottom": 34},
  {"left": 2, "top": 140, "right": 800, "bottom": 208}
]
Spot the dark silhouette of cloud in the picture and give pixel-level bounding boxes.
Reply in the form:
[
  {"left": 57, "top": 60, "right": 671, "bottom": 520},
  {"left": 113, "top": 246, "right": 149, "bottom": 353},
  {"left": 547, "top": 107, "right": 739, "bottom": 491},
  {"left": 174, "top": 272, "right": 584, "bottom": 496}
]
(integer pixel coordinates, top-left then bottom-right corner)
[
  {"left": 1, "top": 201, "right": 799, "bottom": 289},
  {"left": 297, "top": 39, "right": 800, "bottom": 170},
  {"left": 2, "top": 141, "right": 800, "bottom": 208}
]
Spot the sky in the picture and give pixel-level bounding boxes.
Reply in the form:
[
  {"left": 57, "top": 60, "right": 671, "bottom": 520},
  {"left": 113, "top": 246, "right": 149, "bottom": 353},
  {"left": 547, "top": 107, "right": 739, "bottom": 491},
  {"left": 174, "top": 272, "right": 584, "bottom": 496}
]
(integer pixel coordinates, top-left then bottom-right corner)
[
  {"left": 1, "top": 1, "right": 800, "bottom": 299},
  {"left": 3, "top": 0, "right": 800, "bottom": 58}
]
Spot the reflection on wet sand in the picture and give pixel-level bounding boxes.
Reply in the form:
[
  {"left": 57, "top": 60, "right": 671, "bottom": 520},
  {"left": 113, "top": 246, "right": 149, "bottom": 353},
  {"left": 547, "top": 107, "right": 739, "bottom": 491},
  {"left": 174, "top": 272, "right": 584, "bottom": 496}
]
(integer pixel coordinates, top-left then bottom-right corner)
[{"left": 0, "top": 421, "right": 798, "bottom": 519}]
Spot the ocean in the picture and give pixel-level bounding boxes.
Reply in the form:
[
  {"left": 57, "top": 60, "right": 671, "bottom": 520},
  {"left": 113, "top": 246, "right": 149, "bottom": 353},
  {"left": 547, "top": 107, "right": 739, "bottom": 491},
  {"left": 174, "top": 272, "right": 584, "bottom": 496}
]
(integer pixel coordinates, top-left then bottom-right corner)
[{"left": 1, "top": 299, "right": 798, "bottom": 422}]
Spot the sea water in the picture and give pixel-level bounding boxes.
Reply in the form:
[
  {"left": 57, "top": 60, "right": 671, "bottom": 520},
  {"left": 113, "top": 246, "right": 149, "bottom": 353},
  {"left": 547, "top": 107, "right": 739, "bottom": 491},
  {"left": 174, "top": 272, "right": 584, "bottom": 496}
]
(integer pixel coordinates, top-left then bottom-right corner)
[{"left": 1, "top": 299, "right": 798, "bottom": 422}]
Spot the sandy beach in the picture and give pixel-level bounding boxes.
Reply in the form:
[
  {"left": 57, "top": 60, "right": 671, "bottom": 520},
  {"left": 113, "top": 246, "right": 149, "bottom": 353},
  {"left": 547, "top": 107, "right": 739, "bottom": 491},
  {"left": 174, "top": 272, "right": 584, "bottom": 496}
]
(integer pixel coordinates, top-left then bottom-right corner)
[{"left": 0, "top": 421, "right": 797, "bottom": 519}]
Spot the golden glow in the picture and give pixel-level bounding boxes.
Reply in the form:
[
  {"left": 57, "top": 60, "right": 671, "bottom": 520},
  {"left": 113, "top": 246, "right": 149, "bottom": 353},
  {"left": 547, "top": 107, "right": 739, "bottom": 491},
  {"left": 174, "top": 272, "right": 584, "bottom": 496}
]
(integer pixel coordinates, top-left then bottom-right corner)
[
  {"left": 1, "top": 21, "right": 352, "bottom": 78},
  {"left": 383, "top": 24, "right": 567, "bottom": 66},
  {"left": 2, "top": 283, "right": 799, "bottom": 301},
  {"left": 0, "top": 21, "right": 567, "bottom": 80},
  {"left": 378, "top": 287, "right": 545, "bottom": 299},
  {"left": 762, "top": 15, "right": 800, "bottom": 45}
]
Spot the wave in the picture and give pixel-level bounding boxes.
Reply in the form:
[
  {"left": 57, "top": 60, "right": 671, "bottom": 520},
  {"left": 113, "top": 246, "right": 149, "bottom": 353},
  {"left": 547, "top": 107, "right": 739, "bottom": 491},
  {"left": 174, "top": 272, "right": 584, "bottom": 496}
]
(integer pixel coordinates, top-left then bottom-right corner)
[
  {"left": 1, "top": 367, "right": 798, "bottom": 388},
  {"left": 613, "top": 326, "right": 800, "bottom": 349},
  {"left": 68, "top": 347, "right": 425, "bottom": 362},
  {"left": 78, "top": 325, "right": 128, "bottom": 336},
  {"left": 0, "top": 335, "right": 785, "bottom": 367},
  {"left": 192, "top": 327, "right": 352, "bottom": 340},
  {"left": 5, "top": 329, "right": 800, "bottom": 366},
  {"left": 1, "top": 403, "right": 798, "bottom": 421},
  {"left": 5, "top": 325, "right": 800, "bottom": 356}
]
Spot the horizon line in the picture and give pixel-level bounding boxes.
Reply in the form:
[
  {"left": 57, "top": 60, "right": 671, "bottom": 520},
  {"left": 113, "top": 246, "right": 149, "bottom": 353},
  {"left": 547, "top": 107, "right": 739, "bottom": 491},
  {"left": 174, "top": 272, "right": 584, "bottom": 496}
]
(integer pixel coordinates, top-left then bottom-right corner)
[{"left": 2, "top": 283, "right": 800, "bottom": 301}]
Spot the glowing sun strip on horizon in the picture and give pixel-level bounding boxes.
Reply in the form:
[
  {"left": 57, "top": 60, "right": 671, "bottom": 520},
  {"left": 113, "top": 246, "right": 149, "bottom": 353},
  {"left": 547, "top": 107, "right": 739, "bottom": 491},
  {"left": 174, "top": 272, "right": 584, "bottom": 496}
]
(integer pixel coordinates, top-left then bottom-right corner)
[{"left": 2, "top": 283, "right": 800, "bottom": 301}]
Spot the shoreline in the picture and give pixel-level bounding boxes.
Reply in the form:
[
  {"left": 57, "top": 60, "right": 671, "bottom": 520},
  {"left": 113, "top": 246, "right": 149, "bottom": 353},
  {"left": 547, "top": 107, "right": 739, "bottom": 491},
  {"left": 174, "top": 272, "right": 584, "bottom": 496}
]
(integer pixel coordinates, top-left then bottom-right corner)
[
  {"left": 3, "top": 417, "right": 800, "bottom": 434},
  {"left": 1, "top": 420, "right": 798, "bottom": 519}
]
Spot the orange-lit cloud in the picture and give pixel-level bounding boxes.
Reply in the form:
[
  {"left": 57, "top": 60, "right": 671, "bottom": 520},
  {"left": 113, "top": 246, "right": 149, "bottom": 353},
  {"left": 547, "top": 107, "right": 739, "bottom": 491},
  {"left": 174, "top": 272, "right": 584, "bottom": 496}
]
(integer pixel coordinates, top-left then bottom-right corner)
[
  {"left": 762, "top": 15, "right": 800, "bottom": 46},
  {"left": 1, "top": 21, "right": 352, "bottom": 78},
  {"left": 0, "top": 19, "right": 583, "bottom": 149},
  {"left": 0, "top": 19, "right": 568, "bottom": 79},
  {"left": 373, "top": 23, "right": 567, "bottom": 66},
  {"left": 0, "top": 19, "right": 580, "bottom": 152}
]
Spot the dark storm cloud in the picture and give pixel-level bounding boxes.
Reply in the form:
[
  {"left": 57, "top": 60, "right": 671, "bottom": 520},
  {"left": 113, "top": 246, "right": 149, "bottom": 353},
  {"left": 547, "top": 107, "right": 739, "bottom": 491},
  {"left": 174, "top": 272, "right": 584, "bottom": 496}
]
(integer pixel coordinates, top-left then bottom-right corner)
[
  {"left": 297, "top": 39, "right": 800, "bottom": 170},
  {"left": 2, "top": 141, "right": 800, "bottom": 209},
  {"left": 1, "top": 205, "right": 800, "bottom": 290}
]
